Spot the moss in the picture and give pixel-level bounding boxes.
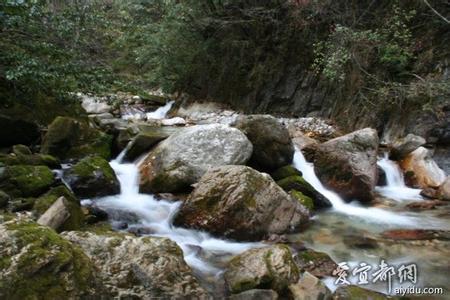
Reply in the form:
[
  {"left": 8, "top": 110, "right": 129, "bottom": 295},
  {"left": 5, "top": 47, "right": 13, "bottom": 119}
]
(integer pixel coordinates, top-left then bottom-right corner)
[
  {"left": 72, "top": 156, "right": 115, "bottom": 180},
  {"left": 298, "top": 249, "right": 330, "bottom": 262},
  {"left": 0, "top": 165, "right": 54, "bottom": 197},
  {"left": 0, "top": 153, "right": 60, "bottom": 168},
  {"left": 12, "top": 144, "right": 32, "bottom": 156},
  {"left": 290, "top": 190, "right": 314, "bottom": 210},
  {"left": 1, "top": 220, "right": 100, "bottom": 299},
  {"left": 9, "top": 197, "right": 36, "bottom": 212},
  {"left": 277, "top": 175, "right": 315, "bottom": 195},
  {"left": 271, "top": 165, "right": 302, "bottom": 181},
  {"left": 0, "top": 190, "right": 10, "bottom": 208}
]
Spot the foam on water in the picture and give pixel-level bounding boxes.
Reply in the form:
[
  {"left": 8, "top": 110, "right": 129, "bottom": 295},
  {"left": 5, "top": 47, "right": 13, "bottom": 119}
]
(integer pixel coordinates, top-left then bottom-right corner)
[
  {"left": 375, "top": 153, "right": 422, "bottom": 201},
  {"left": 92, "top": 157, "right": 260, "bottom": 275},
  {"left": 146, "top": 100, "right": 175, "bottom": 120}
]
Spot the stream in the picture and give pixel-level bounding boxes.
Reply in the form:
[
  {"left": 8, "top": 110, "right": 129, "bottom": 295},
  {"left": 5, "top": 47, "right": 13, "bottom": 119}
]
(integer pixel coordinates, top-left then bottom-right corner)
[{"left": 83, "top": 104, "right": 449, "bottom": 296}]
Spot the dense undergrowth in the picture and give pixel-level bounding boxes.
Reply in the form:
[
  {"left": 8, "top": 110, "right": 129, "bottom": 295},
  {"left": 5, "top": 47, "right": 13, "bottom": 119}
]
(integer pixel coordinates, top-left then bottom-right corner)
[{"left": 0, "top": 0, "right": 449, "bottom": 123}]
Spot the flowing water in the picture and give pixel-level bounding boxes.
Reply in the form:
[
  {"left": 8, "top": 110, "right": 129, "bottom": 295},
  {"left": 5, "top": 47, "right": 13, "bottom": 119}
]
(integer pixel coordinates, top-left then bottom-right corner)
[{"left": 146, "top": 100, "right": 175, "bottom": 119}]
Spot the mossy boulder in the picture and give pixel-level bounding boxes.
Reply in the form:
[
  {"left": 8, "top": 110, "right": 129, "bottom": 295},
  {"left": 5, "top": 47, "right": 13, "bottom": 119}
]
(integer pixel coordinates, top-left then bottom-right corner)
[
  {"left": 333, "top": 285, "right": 388, "bottom": 300},
  {"left": 0, "top": 153, "right": 60, "bottom": 169},
  {"left": 174, "top": 165, "right": 309, "bottom": 241},
  {"left": 290, "top": 190, "right": 314, "bottom": 210},
  {"left": 37, "top": 196, "right": 85, "bottom": 232},
  {"left": 295, "top": 249, "right": 337, "bottom": 278},
  {"left": 64, "top": 156, "right": 120, "bottom": 198},
  {"left": 224, "top": 245, "right": 299, "bottom": 294},
  {"left": 277, "top": 175, "right": 331, "bottom": 208},
  {"left": 33, "top": 186, "right": 84, "bottom": 231},
  {"left": 0, "top": 190, "right": 10, "bottom": 208},
  {"left": 62, "top": 231, "right": 208, "bottom": 299},
  {"left": 12, "top": 144, "right": 32, "bottom": 155},
  {"left": 41, "top": 116, "right": 113, "bottom": 160},
  {"left": 123, "top": 131, "right": 169, "bottom": 162},
  {"left": 0, "top": 165, "right": 55, "bottom": 197},
  {"left": 234, "top": 115, "right": 294, "bottom": 171},
  {"left": 0, "top": 219, "right": 105, "bottom": 299},
  {"left": 271, "top": 165, "right": 302, "bottom": 181},
  {"left": 9, "top": 198, "right": 36, "bottom": 212}
]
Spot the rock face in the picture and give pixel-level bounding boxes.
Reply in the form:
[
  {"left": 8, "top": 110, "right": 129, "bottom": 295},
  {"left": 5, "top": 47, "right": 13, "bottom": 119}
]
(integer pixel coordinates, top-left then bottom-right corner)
[
  {"left": 174, "top": 166, "right": 309, "bottom": 241},
  {"left": 0, "top": 219, "right": 104, "bottom": 299},
  {"left": 277, "top": 175, "right": 331, "bottom": 208},
  {"left": 0, "top": 114, "right": 40, "bottom": 147},
  {"left": 224, "top": 245, "right": 299, "bottom": 294},
  {"left": 400, "top": 147, "right": 446, "bottom": 188},
  {"left": 312, "top": 128, "right": 379, "bottom": 203},
  {"left": 389, "top": 133, "right": 426, "bottom": 160},
  {"left": 62, "top": 231, "right": 208, "bottom": 299},
  {"left": 438, "top": 176, "right": 450, "bottom": 200},
  {"left": 0, "top": 165, "right": 54, "bottom": 197},
  {"left": 41, "top": 116, "right": 113, "bottom": 160},
  {"left": 64, "top": 156, "right": 120, "bottom": 198},
  {"left": 37, "top": 196, "right": 84, "bottom": 232},
  {"left": 234, "top": 115, "right": 294, "bottom": 171},
  {"left": 138, "top": 124, "right": 253, "bottom": 193}
]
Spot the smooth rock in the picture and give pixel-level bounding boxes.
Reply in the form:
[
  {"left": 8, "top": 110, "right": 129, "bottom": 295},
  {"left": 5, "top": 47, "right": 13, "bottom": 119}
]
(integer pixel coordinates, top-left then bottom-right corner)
[
  {"left": 224, "top": 245, "right": 299, "bottom": 294},
  {"left": 64, "top": 156, "right": 120, "bottom": 198},
  {"left": 390, "top": 134, "right": 426, "bottom": 160},
  {"left": 438, "top": 176, "right": 450, "bottom": 200},
  {"left": 289, "top": 272, "right": 332, "bottom": 300},
  {"left": 161, "top": 117, "right": 186, "bottom": 126},
  {"left": 174, "top": 165, "right": 309, "bottom": 241},
  {"left": 400, "top": 147, "right": 446, "bottom": 188},
  {"left": 234, "top": 115, "right": 294, "bottom": 171},
  {"left": 123, "top": 131, "right": 168, "bottom": 162},
  {"left": 313, "top": 128, "right": 379, "bottom": 203},
  {"left": 139, "top": 124, "right": 252, "bottom": 193},
  {"left": 63, "top": 231, "right": 208, "bottom": 299}
]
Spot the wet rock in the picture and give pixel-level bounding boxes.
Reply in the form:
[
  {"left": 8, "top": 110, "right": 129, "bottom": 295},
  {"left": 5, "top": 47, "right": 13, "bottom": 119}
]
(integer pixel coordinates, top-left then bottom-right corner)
[
  {"left": 343, "top": 234, "right": 379, "bottom": 249},
  {"left": 224, "top": 245, "right": 299, "bottom": 294},
  {"left": 291, "top": 133, "right": 319, "bottom": 151},
  {"left": 288, "top": 271, "right": 332, "bottom": 300},
  {"left": 381, "top": 229, "right": 450, "bottom": 241},
  {"left": 41, "top": 116, "right": 113, "bottom": 160},
  {"left": 400, "top": 147, "right": 446, "bottom": 188},
  {"left": 64, "top": 156, "right": 120, "bottom": 198},
  {"left": 406, "top": 200, "right": 447, "bottom": 211},
  {"left": 174, "top": 165, "right": 309, "bottom": 241},
  {"left": 271, "top": 165, "right": 302, "bottom": 181},
  {"left": 0, "top": 114, "right": 40, "bottom": 147},
  {"left": 0, "top": 219, "right": 104, "bottom": 299},
  {"left": 0, "top": 165, "right": 54, "bottom": 197},
  {"left": 377, "top": 166, "right": 387, "bottom": 186},
  {"left": 234, "top": 115, "right": 294, "bottom": 171},
  {"left": 84, "top": 205, "right": 108, "bottom": 224},
  {"left": 123, "top": 131, "right": 168, "bottom": 162},
  {"left": 290, "top": 190, "right": 314, "bottom": 210},
  {"left": 420, "top": 187, "right": 439, "bottom": 199},
  {"left": 37, "top": 196, "right": 84, "bottom": 232},
  {"left": 313, "top": 128, "right": 379, "bottom": 203},
  {"left": 229, "top": 289, "right": 279, "bottom": 300},
  {"left": 332, "top": 285, "right": 387, "bottom": 300},
  {"left": 139, "top": 124, "right": 252, "bottom": 193},
  {"left": 0, "top": 190, "right": 10, "bottom": 208},
  {"left": 295, "top": 249, "right": 337, "bottom": 278},
  {"left": 438, "top": 176, "right": 450, "bottom": 201},
  {"left": 277, "top": 175, "right": 331, "bottom": 208},
  {"left": 62, "top": 231, "right": 208, "bottom": 299},
  {"left": 389, "top": 134, "right": 426, "bottom": 160}
]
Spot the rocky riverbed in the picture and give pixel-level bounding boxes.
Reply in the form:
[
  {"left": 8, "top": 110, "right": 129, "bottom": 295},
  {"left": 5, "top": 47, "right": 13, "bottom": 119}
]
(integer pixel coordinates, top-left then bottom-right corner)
[{"left": 0, "top": 94, "right": 449, "bottom": 299}]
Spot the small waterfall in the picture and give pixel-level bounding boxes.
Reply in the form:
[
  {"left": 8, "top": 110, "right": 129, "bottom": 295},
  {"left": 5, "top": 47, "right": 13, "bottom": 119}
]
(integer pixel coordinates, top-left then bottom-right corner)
[
  {"left": 90, "top": 156, "right": 259, "bottom": 275},
  {"left": 146, "top": 100, "right": 175, "bottom": 120},
  {"left": 375, "top": 153, "right": 422, "bottom": 201},
  {"left": 292, "top": 149, "right": 415, "bottom": 225}
]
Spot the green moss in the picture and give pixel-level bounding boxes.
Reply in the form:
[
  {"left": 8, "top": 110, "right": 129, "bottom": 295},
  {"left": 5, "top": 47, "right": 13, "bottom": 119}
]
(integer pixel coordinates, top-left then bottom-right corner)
[
  {"left": 0, "top": 190, "right": 10, "bottom": 208},
  {"left": 0, "top": 165, "right": 54, "bottom": 197},
  {"left": 271, "top": 165, "right": 302, "bottom": 181},
  {"left": 1, "top": 220, "right": 99, "bottom": 299},
  {"left": 0, "top": 153, "right": 60, "bottom": 168},
  {"left": 12, "top": 144, "right": 32, "bottom": 156},
  {"left": 290, "top": 190, "right": 314, "bottom": 210},
  {"left": 298, "top": 249, "right": 330, "bottom": 262},
  {"left": 9, "top": 197, "right": 36, "bottom": 212},
  {"left": 72, "top": 156, "right": 115, "bottom": 180},
  {"left": 277, "top": 175, "right": 315, "bottom": 195}
]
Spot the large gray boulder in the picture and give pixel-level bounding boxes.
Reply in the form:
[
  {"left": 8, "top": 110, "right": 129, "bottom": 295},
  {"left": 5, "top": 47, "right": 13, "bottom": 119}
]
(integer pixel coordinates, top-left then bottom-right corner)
[
  {"left": 389, "top": 133, "right": 426, "bottom": 160},
  {"left": 62, "top": 231, "right": 208, "bottom": 299},
  {"left": 138, "top": 124, "right": 253, "bottom": 193},
  {"left": 224, "top": 245, "right": 299, "bottom": 294},
  {"left": 174, "top": 165, "right": 309, "bottom": 241},
  {"left": 312, "top": 128, "right": 379, "bottom": 203},
  {"left": 0, "top": 219, "right": 105, "bottom": 299},
  {"left": 234, "top": 115, "right": 294, "bottom": 171}
]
